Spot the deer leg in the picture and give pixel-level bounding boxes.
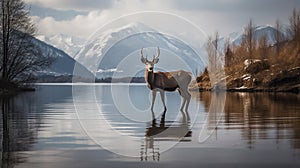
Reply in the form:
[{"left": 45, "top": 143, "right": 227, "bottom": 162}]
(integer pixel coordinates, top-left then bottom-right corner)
[
  {"left": 159, "top": 90, "right": 167, "bottom": 112},
  {"left": 184, "top": 90, "right": 191, "bottom": 112},
  {"left": 181, "top": 97, "right": 186, "bottom": 112},
  {"left": 151, "top": 91, "right": 157, "bottom": 111},
  {"left": 178, "top": 89, "right": 186, "bottom": 111},
  {"left": 180, "top": 87, "right": 191, "bottom": 112}
]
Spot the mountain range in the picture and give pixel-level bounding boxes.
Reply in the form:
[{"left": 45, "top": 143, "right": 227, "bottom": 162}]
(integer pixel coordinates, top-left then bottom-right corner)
[
  {"left": 74, "top": 22, "right": 205, "bottom": 79},
  {"left": 35, "top": 23, "right": 289, "bottom": 81},
  {"left": 218, "top": 25, "right": 287, "bottom": 51},
  {"left": 30, "top": 36, "right": 93, "bottom": 82}
]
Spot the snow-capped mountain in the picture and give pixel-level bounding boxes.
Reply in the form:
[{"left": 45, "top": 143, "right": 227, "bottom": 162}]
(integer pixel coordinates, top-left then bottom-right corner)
[
  {"left": 75, "top": 22, "right": 205, "bottom": 78},
  {"left": 31, "top": 37, "right": 93, "bottom": 80},
  {"left": 219, "top": 25, "right": 287, "bottom": 51},
  {"left": 37, "top": 34, "right": 84, "bottom": 57}
]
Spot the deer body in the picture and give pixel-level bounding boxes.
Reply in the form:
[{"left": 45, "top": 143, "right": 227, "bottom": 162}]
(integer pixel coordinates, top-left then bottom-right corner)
[{"left": 141, "top": 47, "right": 192, "bottom": 112}]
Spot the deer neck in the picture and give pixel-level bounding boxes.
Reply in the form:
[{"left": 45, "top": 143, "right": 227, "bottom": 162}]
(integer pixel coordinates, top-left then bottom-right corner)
[{"left": 145, "top": 69, "right": 155, "bottom": 89}]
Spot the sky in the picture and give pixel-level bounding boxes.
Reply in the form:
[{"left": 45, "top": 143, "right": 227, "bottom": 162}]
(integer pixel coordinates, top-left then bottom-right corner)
[{"left": 25, "top": 0, "right": 300, "bottom": 40}]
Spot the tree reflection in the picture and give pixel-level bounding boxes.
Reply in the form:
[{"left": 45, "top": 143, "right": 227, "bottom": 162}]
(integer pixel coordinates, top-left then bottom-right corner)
[
  {"left": 196, "top": 92, "right": 300, "bottom": 149},
  {"left": 0, "top": 95, "right": 40, "bottom": 168}
]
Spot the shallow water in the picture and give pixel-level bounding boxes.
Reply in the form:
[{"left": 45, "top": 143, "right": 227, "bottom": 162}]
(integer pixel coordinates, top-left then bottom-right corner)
[{"left": 0, "top": 84, "right": 300, "bottom": 167}]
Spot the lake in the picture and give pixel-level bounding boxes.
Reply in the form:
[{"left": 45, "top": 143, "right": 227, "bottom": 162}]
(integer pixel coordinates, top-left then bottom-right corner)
[{"left": 1, "top": 84, "right": 300, "bottom": 168}]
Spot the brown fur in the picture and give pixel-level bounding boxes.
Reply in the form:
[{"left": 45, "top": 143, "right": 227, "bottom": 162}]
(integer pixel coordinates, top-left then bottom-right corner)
[{"left": 146, "top": 70, "right": 191, "bottom": 91}]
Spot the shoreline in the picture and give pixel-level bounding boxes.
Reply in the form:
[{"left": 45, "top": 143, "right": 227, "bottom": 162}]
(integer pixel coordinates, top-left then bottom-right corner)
[
  {"left": 1, "top": 82, "right": 299, "bottom": 96},
  {"left": 189, "top": 85, "right": 300, "bottom": 94},
  {"left": 0, "top": 86, "right": 35, "bottom": 97}
]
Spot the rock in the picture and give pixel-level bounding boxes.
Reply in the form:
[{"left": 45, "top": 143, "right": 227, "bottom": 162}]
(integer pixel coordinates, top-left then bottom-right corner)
[
  {"left": 196, "top": 68, "right": 209, "bottom": 83},
  {"left": 269, "top": 67, "right": 300, "bottom": 87},
  {"left": 276, "top": 84, "right": 300, "bottom": 93},
  {"left": 193, "top": 68, "right": 212, "bottom": 91},
  {"left": 244, "top": 59, "right": 270, "bottom": 74},
  {"left": 227, "top": 77, "right": 243, "bottom": 88}
]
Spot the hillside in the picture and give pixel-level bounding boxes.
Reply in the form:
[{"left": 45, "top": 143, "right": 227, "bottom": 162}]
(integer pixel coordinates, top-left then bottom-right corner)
[
  {"left": 192, "top": 24, "right": 300, "bottom": 93},
  {"left": 191, "top": 60, "right": 300, "bottom": 93},
  {"left": 31, "top": 37, "right": 94, "bottom": 82}
]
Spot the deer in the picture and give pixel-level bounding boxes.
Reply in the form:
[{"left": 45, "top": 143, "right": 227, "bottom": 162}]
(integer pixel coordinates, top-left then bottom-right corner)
[{"left": 140, "top": 47, "right": 192, "bottom": 113}]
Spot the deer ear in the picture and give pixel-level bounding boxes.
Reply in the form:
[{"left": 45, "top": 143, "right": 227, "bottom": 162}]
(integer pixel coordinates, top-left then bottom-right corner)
[
  {"left": 141, "top": 56, "right": 147, "bottom": 64},
  {"left": 153, "top": 58, "right": 159, "bottom": 64}
]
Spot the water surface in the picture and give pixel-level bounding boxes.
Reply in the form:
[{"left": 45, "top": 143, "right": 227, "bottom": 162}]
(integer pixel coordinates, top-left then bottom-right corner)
[{"left": 1, "top": 84, "right": 300, "bottom": 167}]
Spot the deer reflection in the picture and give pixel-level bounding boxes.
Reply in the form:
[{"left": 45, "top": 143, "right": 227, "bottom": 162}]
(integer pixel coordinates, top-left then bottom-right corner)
[{"left": 140, "top": 111, "right": 192, "bottom": 161}]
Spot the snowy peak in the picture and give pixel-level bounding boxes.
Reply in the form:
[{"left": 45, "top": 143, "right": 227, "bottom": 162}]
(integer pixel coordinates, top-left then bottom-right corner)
[
  {"left": 74, "top": 22, "right": 157, "bottom": 72},
  {"left": 74, "top": 22, "right": 205, "bottom": 78},
  {"left": 104, "top": 22, "right": 154, "bottom": 34},
  {"left": 219, "top": 24, "right": 287, "bottom": 51},
  {"left": 36, "top": 34, "right": 84, "bottom": 57},
  {"left": 252, "top": 25, "right": 281, "bottom": 44},
  {"left": 90, "top": 22, "right": 153, "bottom": 47},
  {"left": 35, "top": 22, "right": 153, "bottom": 59},
  {"left": 113, "top": 22, "right": 154, "bottom": 33}
]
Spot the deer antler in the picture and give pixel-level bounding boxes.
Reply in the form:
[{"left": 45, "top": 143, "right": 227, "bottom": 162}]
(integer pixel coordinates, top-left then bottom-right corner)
[
  {"left": 141, "top": 48, "right": 144, "bottom": 57},
  {"left": 151, "top": 47, "right": 160, "bottom": 64},
  {"left": 155, "top": 47, "right": 160, "bottom": 59},
  {"left": 141, "top": 48, "right": 148, "bottom": 63},
  {"left": 152, "top": 47, "right": 160, "bottom": 60}
]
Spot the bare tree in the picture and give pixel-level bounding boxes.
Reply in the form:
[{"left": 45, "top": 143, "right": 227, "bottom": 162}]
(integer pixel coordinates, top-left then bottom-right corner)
[
  {"left": 206, "top": 31, "right": 221, "bottom": 87},
  {"left": 206, "top": 36, "right": 214, "bottom": 69},
  {"left": 242, "top": 19, "right": 256, "bottom": 59},
  {"left": 207, "top": 31, "right": 220, "bottom": 70},
  {"left": 289, "top": 8, "right": 300, "bottom": 45},
  {"left": 274, "top": 19, "right": 284, "bottom": 56},
  {"left": 0, "top": 0, "right": 53, "bottom": 85},
  {"left": 258, "top": 34, "right": 269, "bottom": 59},
  {"left": 213, "top": 31, "right": 219, "bottom": 69},
  {"left": 224, "top": 38, "right": 233, "bottom": 67}
]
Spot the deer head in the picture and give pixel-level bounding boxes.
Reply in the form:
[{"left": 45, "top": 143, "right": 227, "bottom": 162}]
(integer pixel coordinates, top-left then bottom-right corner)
[{"left": 141, "top": 47, "right": 160, "bottom": 72}]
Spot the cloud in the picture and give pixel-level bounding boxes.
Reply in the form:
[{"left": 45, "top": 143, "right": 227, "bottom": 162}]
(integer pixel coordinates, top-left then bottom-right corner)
[
  {"left": 29, "top": 4, "right": 88, "bottom": 21},
  {"left": 32, "top": 11, "right": 109, "bottom": 39},
  {"left": 29, "top": 0, "right": 299, "bottom": 41},
  {"left": 165, "top": 0, "right": 300, "bottom": 12},
  {"left": 25, "top": 0, "right": 114, "bottom": 11},
  {"left": 31, "top": 0, "right": 172, "bottom": 39}
]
